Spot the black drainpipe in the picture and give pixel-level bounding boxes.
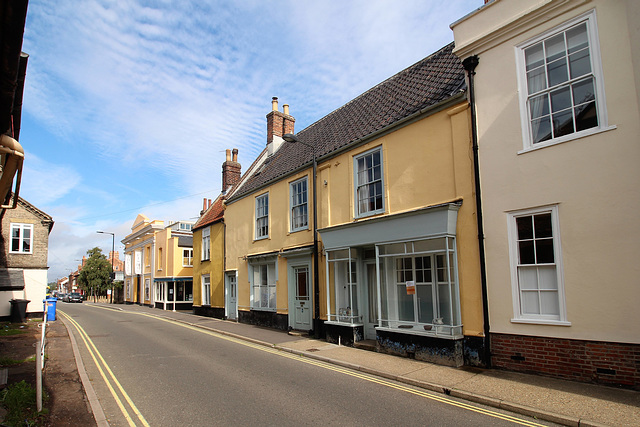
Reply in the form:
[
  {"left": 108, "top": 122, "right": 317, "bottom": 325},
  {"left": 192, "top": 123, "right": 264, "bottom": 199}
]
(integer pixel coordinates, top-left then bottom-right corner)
[{"left": 462, "top": 55, "right": 491, "bottom": 368}]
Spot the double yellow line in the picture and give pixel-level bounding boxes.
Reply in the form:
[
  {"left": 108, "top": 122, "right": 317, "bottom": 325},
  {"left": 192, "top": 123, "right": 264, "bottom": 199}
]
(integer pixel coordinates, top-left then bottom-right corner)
[{"left": 59, "top": 310, "right": 150, "bottom": 427}]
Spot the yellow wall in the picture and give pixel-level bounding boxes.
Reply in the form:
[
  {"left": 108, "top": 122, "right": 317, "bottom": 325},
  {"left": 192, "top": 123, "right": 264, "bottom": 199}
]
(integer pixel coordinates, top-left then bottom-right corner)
[
  {"left": 226, "top": 101, "right": 483, "bottom": 335},
  {"left": 315, "top": 103, "right": 482, "bottom": 336},
  {"left": 192, "top": 221, "right": 225, "bottom": 308},
  {"left": 226, "top": 168, "right": 317, "bottom": 316}
]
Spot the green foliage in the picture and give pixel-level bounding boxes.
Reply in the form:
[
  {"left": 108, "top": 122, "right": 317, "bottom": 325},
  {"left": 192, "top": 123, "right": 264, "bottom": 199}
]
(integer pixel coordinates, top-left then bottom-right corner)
[
  {"left": 0, "top": 380, "right": 49, "bottom": 426},
  {"left": 77, "top": 247, "right": 113, "bottom": 293}
]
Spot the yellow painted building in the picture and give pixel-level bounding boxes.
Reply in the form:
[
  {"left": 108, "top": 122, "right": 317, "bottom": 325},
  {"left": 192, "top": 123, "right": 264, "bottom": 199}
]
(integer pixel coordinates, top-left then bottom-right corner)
[
  {"left": 122, "top": 214, "right": 194, "bottom": 310},
  {"left": 225, "top": 44, "right": 486, "bottom": 367},
  {"left": 191, "top": 196, "right": 227, "bottom": 319}
]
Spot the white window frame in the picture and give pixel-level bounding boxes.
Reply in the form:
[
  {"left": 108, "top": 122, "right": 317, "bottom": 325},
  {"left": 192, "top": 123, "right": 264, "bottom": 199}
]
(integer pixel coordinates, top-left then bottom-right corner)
[
  {"left": 10, "top": 223, "right": 33, "bottom": 254},
  {"left": 249, "top": 259, "right": 277, "bottom": 311},
  {"left": 182, "top": 248, "right": 193, "bottom": 267},
  {"left": 290, "top": 177, "right": 308, "bottom": 232},
  {"left": 255, "top": 193, "right": 269, "bottom": 240},
  {"left": 354, "top": 147, "right": 385, "bottom": 218},
  {"left": 201, "top": 227, "right": 210, "bottom": 261},
  {"left": 201, "top": 274, "right": 211, "bottom": 306},
  {"left": 507, "top": 205, "right": 570, "bottom": 325},
  {"left": 515, "top": 10, "right": 611, "bottom": 153}
]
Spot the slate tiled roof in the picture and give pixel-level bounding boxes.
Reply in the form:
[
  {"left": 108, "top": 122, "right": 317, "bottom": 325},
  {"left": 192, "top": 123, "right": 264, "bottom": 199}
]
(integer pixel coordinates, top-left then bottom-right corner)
[
  {"left": 193, "top": 195, "right": 225, "bottom": 231},
  {"left": 227, "top": 42, "right": 466, "bottom": 203}
]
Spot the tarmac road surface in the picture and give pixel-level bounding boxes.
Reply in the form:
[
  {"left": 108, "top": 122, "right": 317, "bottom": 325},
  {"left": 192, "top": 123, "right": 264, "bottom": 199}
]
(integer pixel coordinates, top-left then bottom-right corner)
[{"left": 59, "top": 303, "right": 558, "bottom": 427}]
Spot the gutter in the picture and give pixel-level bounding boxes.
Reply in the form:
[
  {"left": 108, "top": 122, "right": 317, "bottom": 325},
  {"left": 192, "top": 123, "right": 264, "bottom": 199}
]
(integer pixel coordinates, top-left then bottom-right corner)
[
  {"left": 462, "top": 55, "right": 491, "bottom": 368},
  {"left": 0, "top": 133, "right": 24, "bottom": 208}
]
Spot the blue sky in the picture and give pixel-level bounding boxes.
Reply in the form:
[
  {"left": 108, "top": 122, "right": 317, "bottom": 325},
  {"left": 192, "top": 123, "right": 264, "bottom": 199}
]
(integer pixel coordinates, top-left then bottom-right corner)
[{"left": 19, "top": 0, "right": 480, "bottom": 281}]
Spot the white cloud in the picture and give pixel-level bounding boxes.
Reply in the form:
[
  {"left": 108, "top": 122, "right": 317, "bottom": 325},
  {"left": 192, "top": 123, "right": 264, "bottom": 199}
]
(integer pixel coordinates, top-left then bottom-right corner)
[{"left": 21, "top": 153, "right": 81, "bottom": 205}]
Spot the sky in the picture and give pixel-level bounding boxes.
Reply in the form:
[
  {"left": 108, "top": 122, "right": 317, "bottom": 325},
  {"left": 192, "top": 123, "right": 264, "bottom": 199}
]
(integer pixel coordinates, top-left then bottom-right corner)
[{"left": 19, "top": 0, "right": 480, "bottom": 282}]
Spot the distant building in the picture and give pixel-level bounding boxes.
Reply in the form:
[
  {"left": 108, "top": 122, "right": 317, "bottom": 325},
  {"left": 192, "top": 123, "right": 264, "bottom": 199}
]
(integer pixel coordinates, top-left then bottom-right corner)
[{"left": 122, "top": 216, "right": 194, "bottom": 310}]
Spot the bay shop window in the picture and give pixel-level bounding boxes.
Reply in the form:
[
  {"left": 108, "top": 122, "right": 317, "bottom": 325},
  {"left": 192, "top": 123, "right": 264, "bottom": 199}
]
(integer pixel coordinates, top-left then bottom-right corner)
[
  {"left": 320, "top": 203, "right": 463, "bottom": 338},
  {"left": 154, "top": 279, "right": 193, "bottom": 310}
]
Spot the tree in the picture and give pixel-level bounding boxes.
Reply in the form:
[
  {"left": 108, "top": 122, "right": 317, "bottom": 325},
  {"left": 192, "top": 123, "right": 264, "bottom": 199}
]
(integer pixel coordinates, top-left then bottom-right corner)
[{"left": 77, "top": 247, "right": 112, "bottom": 298}]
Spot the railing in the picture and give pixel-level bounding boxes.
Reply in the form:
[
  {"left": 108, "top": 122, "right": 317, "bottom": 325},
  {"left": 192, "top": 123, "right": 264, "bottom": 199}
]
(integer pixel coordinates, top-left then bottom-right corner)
[{"left": 36, "top": 300, "right": 49, "bottom": 412}]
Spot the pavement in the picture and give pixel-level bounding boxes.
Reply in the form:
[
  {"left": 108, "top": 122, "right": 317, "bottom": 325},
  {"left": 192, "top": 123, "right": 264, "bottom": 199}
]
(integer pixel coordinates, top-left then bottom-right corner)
[{"left": 51, "top": 303, "right": 639, "bottom": 427}]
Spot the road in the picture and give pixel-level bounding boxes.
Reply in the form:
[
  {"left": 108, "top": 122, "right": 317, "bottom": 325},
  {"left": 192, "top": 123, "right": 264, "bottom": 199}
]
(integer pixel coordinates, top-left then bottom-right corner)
[{"left": 58, "top": 303, "right": 556, "bottom": 426}]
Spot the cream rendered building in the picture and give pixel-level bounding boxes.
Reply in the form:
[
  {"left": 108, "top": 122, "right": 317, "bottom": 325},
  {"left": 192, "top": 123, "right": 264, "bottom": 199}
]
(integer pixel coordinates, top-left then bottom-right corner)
[{"left": 451, "top": 0, "right": 640, "bottom": 386}]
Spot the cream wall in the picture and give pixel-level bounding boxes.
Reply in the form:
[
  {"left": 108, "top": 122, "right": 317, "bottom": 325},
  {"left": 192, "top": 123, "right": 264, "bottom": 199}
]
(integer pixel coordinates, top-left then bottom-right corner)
[{"left": 452, "top": 0, "right": 640, "bottom": 343}]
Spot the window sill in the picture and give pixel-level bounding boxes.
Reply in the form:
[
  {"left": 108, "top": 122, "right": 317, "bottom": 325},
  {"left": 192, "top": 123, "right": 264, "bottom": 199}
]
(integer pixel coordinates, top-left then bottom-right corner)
[
  {"left": 254, "top": 236, "right": 269, "bottom": 242},
  {"left": 289, "top": 227, "right": 310, "bottom": 234},
  {"left": 325, "top": 320, "right": 364, "bottom": 328},
  {"left": 518, "top": 125, "right": 616, "bottom": 155},
  {"left": 9, "top": 252, "right": 32, "bottom": 255},
  {"left": 511, "top": 318, "right": 571, "bottom": 326},
  {"left": 354, "top": 209, "right": 385, "bottom": 220}
]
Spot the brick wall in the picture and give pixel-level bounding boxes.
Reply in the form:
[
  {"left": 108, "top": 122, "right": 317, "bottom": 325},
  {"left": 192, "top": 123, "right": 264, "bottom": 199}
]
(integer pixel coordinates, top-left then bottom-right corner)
[
  {"left": 266, "top": 97, "right": 295, "bottom": 144},
  {"left": 1, "top": 200, "right": 52, "bottom": 269},
  {"left": 491, "top": 333, "right": 640, "bottom": 389}
]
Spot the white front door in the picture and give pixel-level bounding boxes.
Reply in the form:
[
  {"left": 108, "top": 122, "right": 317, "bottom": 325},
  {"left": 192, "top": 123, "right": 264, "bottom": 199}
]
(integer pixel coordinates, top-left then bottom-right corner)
[
  {"left": 226, "top": 273, "right": 237, "bottom": 321},
  {"left": 291, "top": 264, "right": 312, "bottom": 331},
  {"left": 364, "top": 262, "right": 379, "bottom": 340}
]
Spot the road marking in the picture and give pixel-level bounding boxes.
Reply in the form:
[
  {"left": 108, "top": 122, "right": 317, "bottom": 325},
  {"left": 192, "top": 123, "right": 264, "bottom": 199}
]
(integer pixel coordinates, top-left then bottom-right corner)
[
  {"left": 59, "top": 310, "right": 150, "bottom": 427},
  {"left": 86, "top": 306, "right": 546, "bottom": 427}
]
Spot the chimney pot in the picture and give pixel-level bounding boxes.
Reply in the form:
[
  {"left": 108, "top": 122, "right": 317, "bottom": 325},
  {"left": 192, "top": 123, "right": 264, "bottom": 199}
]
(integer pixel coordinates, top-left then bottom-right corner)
[
  {"left": 226, "top": 149, "right": 231, "bottom": 161},
  {"left": 208, "top": 199, "right": 212, "bottom": 208},
  {"left": 203, "top": 198, "right": 207, "bottom": 211},
  {"left": 222, "top": 148, "right": 241, "bottom": 192},
  {"left": 272, "top": 97, "right": 278, "bottom": 111},
  {"left": 283, "top": 104, "right": 289, "bottom": 115}
]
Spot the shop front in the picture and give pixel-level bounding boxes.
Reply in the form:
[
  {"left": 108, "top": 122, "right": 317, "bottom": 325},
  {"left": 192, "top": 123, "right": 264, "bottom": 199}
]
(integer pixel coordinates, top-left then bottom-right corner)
[
  {"left": 154, "top": 277, "right": 193, "bottom": 311},
  {"left": 319, "top": 203, "right": 466, "bottom": 366}
]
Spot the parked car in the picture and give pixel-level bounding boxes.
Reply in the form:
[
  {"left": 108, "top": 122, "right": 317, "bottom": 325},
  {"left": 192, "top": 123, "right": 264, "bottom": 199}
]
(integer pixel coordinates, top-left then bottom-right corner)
[
  {"left": 67, "top": 292, "right": 83, "bottom": 303},
  {"left": 58, "top": 293, "right": 67, "bottom": 301}
]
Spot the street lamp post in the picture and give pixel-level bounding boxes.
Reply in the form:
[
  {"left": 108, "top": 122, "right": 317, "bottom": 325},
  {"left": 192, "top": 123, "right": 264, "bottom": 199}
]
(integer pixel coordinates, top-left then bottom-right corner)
[
  {"left": 97, "top": 231, "right": 115, "bottom": 304},
  {"left": 283, "top": 133, "right": 321, "bottom": 337}
]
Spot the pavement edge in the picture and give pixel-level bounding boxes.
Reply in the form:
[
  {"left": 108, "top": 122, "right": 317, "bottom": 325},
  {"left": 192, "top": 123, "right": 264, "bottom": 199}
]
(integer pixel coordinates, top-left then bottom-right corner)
[{"left": 59, "top": 315, "right": 109, "bottom": 427}]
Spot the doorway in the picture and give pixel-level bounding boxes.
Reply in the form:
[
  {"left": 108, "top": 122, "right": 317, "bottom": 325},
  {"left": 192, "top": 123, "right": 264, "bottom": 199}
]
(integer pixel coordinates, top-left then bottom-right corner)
[
  {"left": 225, "top": 272, "right": 237, "bottom": 321},
  {"left": 289, "top": 261, "right": 312, "bottom": 331},
  {"left": 364, "top": 262, "right": 379, "bottom": 340}
]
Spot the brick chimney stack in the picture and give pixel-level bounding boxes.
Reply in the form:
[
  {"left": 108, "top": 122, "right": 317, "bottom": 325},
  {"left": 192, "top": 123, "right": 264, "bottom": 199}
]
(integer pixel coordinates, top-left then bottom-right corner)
[
  {"left": 266, "top": 96, "right": 295, "bottom": 146},
  {"left": 222, "top": 148, "right": 241, "bottom": 193}
]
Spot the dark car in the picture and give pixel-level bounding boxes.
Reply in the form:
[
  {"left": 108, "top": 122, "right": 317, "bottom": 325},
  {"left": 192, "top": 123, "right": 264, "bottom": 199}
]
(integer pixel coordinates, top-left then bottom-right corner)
[{"left": 67, "top": 292, "right": 83, "bottom": 303}]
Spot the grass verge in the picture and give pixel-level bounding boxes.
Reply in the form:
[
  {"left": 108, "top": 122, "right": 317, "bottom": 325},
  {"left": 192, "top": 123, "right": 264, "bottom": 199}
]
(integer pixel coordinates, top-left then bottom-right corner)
[{"left": 0, "top": 380, "right": 49, "bottom": 426}]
